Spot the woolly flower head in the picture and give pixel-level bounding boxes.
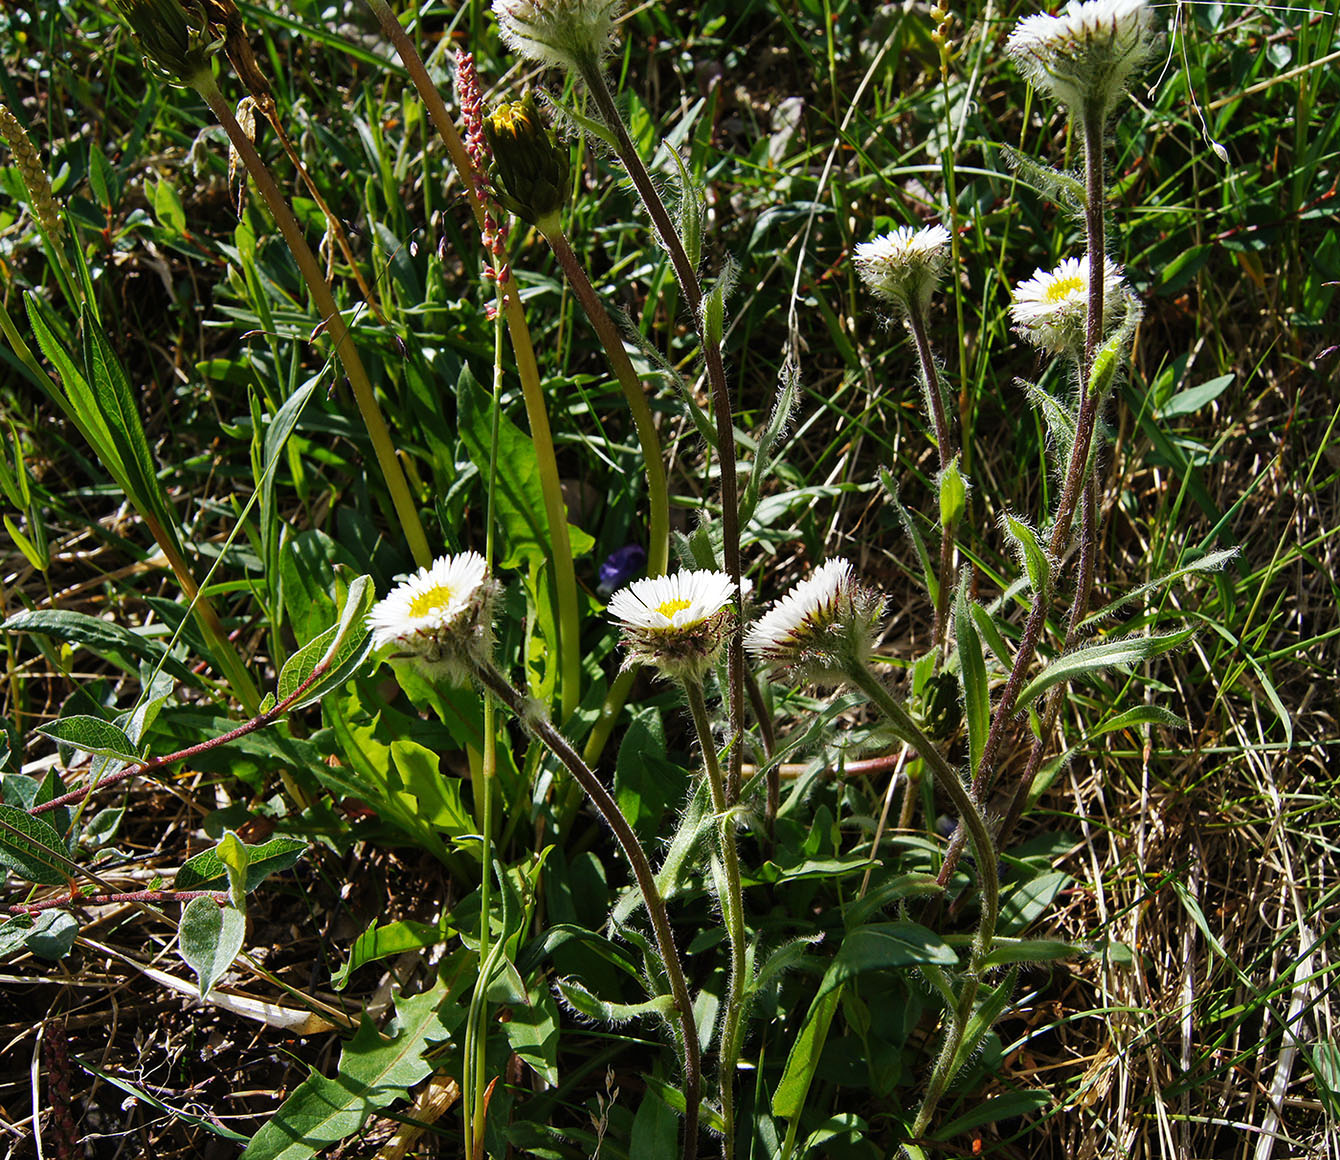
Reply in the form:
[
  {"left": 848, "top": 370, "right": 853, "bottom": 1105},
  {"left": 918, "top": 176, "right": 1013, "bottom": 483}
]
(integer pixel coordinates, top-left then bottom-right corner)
[
  {"left": 367, "top": 552, "right": 499, "bottom": 683},
  {"left": 492, "top": 0, "right": 624, "bottom": 74},
  {"left": 608, "top": 570, "right": 735, "bottom": 680},
  {"left": 1005, "top": 0, "right": 1155, "bottom": 116},
  {"left": 854, "top": 223, "right": 953, "bottom": 316},
  {"left": 745, "top": 558, "right": 886, "bottom": 684},
  {"left": 1009, "top": 254, "right": 1125, "bottom": 356}
]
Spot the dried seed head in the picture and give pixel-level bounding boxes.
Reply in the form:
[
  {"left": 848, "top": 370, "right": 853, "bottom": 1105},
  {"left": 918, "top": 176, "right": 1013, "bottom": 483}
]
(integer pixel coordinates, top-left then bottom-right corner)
[{"left": 0, "top": 105, "right": 62, "bottom": 240}]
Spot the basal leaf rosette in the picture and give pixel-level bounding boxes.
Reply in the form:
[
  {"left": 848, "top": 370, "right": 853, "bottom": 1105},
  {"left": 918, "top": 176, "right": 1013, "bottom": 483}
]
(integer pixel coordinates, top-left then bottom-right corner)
[
  {"left": 745, "top": 558, "right": 887, "bottom": 684},
  {"left": 607, "top": 570, "right": 735, "bottom": 680},
  {"left": 367, "top": 552, "right": 500, "bottom": 683}
]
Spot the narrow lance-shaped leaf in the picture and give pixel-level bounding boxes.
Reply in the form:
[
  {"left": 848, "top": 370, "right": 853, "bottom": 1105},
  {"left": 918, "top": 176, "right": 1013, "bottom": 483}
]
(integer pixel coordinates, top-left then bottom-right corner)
[
  {"left": 881, "top": 468, "right": 938, "bottom": 608},
  {"left": 1016, "top": 628, "right": 1196, "bottom": 712},
  {"left": 1002, "top": 514, "right": 1051, "bottom": 596}
]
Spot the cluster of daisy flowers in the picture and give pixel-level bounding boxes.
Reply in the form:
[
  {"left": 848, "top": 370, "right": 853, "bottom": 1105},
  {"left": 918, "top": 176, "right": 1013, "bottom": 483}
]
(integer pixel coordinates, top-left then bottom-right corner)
[{"left": 368, "top": 552, "right": 888, "bottom": 690}]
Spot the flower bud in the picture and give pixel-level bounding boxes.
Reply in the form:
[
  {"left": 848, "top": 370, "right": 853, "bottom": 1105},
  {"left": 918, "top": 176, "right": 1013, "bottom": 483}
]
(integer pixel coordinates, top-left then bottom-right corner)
[
  {"left": 482, "top": 92, "right": 569, "bottom": 230},
  {"left": 854, "top": 223, "right": 953, "bottom": 318},
  {"left": 745, "top": 558, "right": 887, "bottom": 685},
  {"left": 1005, "top": 0, "right": 1155, "bottom": 119},
  {"left": 491, "top": 0, "right": 624, "bottom": 76},
  {"left": 111, "top": 0, "right": 216, "bottom": 88}
]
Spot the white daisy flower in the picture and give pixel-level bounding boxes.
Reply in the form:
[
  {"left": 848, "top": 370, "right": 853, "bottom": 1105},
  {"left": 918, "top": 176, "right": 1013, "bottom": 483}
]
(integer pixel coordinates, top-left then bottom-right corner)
[
  {"left": 1005, "top": 0, "right": 1155, "bottom": 116},
  {"left": 1009, "top": 253, "right": 1125, "bottom": 355},
  {"left": 608, "top": 569, "right": 735, "bottom": 679},
  {"left": 745, "top": 558, "right": 886, "bottom": 683},
  {"left": 492, "top": 0, "right": 624, "bottom": 75},
  {"left": 854, "top": 223, "right": 953, "bottom": 316},
  {"left": 367, "top": 551, "right": 498, "bottom": 681}
]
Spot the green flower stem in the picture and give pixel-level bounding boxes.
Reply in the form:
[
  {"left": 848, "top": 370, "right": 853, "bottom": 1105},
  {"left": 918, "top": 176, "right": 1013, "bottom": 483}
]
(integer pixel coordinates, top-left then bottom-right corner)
[
  {"left": 471, "top": 659, "right": 701, "bottom": 1160},
  {"left": 842, "top": 661, "right": 996, "bottom": 962},
  {"left": 576, "top": 57, "right": 747, "bottom": 804},
  {"left": 842, "top": 661, "right": 996, "bottom": 1138},
  {"left": 935, "top": 103, "right": 1114, "bottom": 887},
  {"left": 905, "top": 302, "right": 956, "bottom": 649},
  {"left": 540, "top": 220, "right": 670, "bottom": 579},
  {"left": 683, "top": 676, "right": 747, "bottom": 1160},
  {"left": 364, "top": 0, "right": 582, "bottom": 721},
  {"left": 195, "top": 75, "right": 431, "bottom": 572}
]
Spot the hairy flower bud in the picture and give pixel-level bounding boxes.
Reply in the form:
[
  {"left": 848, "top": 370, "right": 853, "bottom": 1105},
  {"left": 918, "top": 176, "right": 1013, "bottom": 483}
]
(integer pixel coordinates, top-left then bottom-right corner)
[
  {"left": 112, "top": 0, "right": 216, "bottom": 87},
  {"left": 491, "top": 0, "right": 624, "bottom": 76},
  {"left": 1006, "top": 0, "right": 1155, "bottom": 119},
  {"left": 482, "top": 92, "right": 569, "bottom": 230}
]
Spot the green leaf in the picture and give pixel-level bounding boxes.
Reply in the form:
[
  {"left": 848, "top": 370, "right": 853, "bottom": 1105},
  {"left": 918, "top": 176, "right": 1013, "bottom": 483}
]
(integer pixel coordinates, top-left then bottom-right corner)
[
  {"left": 35, "top": 715, "right": 139, "bottom": 763},
  {"left": 179, "top": 897, "right": 246, "bottom": 998},
  {"left": 390, "top": 738, "right": 474, "bottom": 838},
  {"left": 216, "top": 831, "right": 252, "bottom": 911},
  {"left": 980, "top": 938, "right": 1085, "bottom": 969},
  {"left": 816, "top": 923, "right": 957, "bottom": 1000},
  {"left": 26, "top": 911, "right": 80, "bottom": 960},
  {"left": 0, "top": 804, "right": 72, "bottom": 886},
  {"left": 501, "top": 978, "right": 561, "bottom": 1087},
  {"left": 1016, "top": 628, "right": 1195, "bottom": 711},
  {"left": 1002, "top": 514, "right": 1050, "bottom": 595},
  {"left": 152, "top": 176, "right": 188, "bottom": 234},
  {"left": 276, "top": 574, "right": 374, "bottom": 708},
  {"left": 241, "top": 981, "right": 463, "bottom": 1160},
  {"left": 556, "top": 978, "right": 676, "bottom": 1025},
  {"left": 938, "top": 456, "right": 967, "bottom": 528},
  {"left": 740, "top": 359, "right": 800, "bottom": 526},
  {"left": 948, "top": 966, "right": 1017, "bottom": 1081},
  {"left": 998, "top": 870, "right": 1070, "bottom": 934},
  {"left": 1082, "top": 546, "right": 1239, "bottom": 627},
  {"left": 772, "top": 987, "right": 840, "bottom": 1120},
  {"left": 954, "top": 577, "right": 989, "bottom": 780},
  {"left": 1155, "top": 373, "right": 1234, "bottom": 419},
  {"left": 1088, "top": 704, "right": 1187, "bottom": 737},
  {"left": 331, "top": 917, "right": 447, "bottom": 991},
  {"left": 881, "top": 469, "right": 938, "bottom": 607},
  {"left": 174, "top": 836, "right": 306, "bottom": 894},
  {"left": 631, "top": 1084, "right": 680, "bottom": 1160},
  {"left": 3, "top": 609, "right": 197, "bottom": 684},
  {"left": 933, "top": 1089, "right": 1051, "bottom": 1139}
]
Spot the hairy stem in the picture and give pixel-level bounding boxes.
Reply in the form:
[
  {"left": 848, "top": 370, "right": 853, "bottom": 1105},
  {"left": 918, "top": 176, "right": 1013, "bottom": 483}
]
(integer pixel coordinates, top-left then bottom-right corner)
[
  {"left": 472, "top": 661, "right": 701, "bottom": 1160},
  {"left": 936, "top": 102, "right": 1112, "bottom": 886},
  {"left": 577, "top": 58, "right": 746, "bottom": 804},
  {"left": 683, "top": 678, "right": 747, "bottom": 1160}
]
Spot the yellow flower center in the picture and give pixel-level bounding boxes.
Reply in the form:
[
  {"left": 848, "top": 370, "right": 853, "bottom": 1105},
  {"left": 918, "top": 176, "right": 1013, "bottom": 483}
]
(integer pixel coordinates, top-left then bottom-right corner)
[
  {"left": 657, "top": 597, "right": 693, "bottom": 620},
  {"left": 408, "top": 585, "right": 456, "bottom": 619},
  {"left": 1044, "top": 274, "right": 1084, "bottom": 303}
]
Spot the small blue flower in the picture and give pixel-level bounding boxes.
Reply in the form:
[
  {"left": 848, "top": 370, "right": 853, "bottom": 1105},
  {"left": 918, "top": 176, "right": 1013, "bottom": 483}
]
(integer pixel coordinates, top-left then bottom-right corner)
[{"left": 599, "top": 544, "right": 646, "bottom": 595}]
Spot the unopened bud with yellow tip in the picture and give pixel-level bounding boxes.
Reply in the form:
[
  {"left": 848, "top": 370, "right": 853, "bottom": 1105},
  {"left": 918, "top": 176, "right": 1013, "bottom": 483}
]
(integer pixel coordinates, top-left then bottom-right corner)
[
  {"left": 482, "top": 92, "right": 569, "bottom": 231},
  {"left": 112, "top": 0, "right": 217, "bottom": 88}
]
